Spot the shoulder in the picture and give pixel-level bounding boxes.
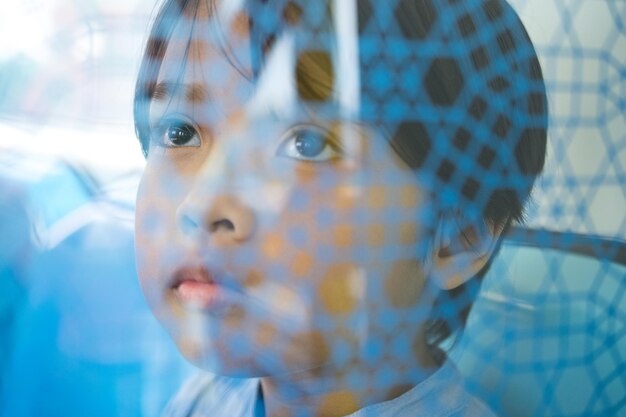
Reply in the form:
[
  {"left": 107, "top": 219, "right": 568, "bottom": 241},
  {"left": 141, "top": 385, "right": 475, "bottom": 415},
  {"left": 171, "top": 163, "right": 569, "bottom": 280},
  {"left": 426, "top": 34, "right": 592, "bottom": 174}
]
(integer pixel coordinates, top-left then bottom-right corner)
[
  {"left": 160, "top": 373, "right": 215, "bottom": 417},
  {"left": 161, "top": 372, "right": 261, "bottom": 417},
  {"left": 447, "top": 396, "right": 498, "bottom": 417},
  {"left": 423, "top": 361, "right": 498, "bottom": 417},
  {"left": 422, "top": 361, "right": 498, "bottom": 417},
  {"left": 347, "top": 361, "right": 497, "bottom": 417}
]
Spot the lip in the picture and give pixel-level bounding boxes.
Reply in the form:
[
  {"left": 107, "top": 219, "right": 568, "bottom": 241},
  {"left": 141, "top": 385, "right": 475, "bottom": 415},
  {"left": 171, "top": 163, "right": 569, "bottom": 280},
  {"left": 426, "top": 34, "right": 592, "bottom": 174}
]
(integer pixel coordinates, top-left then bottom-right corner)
[{"left": 168, "top": 266, "right": 241, "bottom": 312}]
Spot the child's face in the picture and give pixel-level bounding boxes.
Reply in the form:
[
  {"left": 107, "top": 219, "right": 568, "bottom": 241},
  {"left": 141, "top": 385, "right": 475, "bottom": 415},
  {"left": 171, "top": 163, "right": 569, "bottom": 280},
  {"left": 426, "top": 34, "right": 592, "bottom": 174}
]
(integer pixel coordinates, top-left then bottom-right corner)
[{"left": 135, "top": 4, "right": 435, "bottom": 377}]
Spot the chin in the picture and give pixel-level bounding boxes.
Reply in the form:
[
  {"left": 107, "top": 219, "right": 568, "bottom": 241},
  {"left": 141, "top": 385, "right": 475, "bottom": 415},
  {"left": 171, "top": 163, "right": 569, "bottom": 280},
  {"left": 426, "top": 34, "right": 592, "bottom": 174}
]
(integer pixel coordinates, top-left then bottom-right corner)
[{"left": 174, "top": 339, "right": 268, "bottom": 378}]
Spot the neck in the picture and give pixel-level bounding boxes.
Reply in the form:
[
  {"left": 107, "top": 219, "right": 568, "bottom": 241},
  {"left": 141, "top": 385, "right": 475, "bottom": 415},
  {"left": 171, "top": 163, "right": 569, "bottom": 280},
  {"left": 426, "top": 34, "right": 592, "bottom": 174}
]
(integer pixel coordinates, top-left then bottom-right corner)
[{"left": 259, "top": 325, "right": 440, "bottom": 417}]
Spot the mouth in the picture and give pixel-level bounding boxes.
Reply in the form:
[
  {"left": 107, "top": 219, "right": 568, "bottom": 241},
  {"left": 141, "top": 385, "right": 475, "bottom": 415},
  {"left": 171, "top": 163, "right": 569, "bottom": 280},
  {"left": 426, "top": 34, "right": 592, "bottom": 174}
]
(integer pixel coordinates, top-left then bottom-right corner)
[{"left": 169, "top": 266, "right": 228, "bottom": 311}]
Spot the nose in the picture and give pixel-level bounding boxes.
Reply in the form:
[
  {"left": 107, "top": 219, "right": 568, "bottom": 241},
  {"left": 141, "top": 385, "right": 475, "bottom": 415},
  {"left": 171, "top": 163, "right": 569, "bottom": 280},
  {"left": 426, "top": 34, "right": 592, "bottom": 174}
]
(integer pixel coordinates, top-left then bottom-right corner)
[{"left": 177, "top": 194, "right": 256, "bottom": 245}]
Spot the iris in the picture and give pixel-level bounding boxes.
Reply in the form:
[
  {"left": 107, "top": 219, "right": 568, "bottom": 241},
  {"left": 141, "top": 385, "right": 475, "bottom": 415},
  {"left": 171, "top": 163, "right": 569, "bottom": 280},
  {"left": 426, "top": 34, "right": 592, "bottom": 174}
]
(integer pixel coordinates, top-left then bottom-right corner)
[
  {"left": 167, "top": 123, "right": 197, "bottom": 146},
  {"left": 294, "top": 129, "right": 326, "bottom": 158}
]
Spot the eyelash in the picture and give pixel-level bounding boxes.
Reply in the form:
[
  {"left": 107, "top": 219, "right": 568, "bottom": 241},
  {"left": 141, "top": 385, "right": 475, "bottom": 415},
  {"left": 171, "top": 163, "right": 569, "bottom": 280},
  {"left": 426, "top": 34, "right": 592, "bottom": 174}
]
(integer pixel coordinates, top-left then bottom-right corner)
[
  {"left": 152, "top": 116, "right": 201, "bottom": 148},
  {"left": 151, "top": 118, "right": 345, "bottom": 163},
  {"left": 276, "top": 124, "right": 344, "bottom": 162}
]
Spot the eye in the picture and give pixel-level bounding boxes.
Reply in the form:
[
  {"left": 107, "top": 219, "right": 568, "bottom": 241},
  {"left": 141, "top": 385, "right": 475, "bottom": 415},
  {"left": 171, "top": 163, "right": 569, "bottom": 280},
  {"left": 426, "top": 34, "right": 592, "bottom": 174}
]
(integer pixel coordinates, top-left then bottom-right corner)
[
  {"left": 277, "top": 125, "right": 342, "bottom": 162},
  {"left": 154, "top": 117, "right": 201, "bottom": 147}
]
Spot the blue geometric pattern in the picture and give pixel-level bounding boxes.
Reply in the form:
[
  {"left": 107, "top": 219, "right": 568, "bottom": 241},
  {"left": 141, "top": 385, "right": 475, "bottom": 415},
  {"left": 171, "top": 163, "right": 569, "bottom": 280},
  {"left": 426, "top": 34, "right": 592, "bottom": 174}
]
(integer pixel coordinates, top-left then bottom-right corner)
[{"left": 0, "top": 0, "right": 624, "bottom": 416}]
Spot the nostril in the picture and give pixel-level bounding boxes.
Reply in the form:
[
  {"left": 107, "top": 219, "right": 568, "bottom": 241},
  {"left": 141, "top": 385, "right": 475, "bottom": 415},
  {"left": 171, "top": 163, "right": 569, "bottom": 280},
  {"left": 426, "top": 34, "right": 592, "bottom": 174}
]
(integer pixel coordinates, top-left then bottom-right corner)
[{"left": 210, "top": 218, "right": 235, "bottom": 232}]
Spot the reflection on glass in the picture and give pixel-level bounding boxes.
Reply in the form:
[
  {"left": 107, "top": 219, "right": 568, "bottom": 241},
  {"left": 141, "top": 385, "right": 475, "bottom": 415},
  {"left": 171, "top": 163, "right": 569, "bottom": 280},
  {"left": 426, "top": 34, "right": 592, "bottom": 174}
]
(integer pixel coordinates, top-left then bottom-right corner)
[{"left": 133, "top": 1, "right": 547, "bottom": 416}]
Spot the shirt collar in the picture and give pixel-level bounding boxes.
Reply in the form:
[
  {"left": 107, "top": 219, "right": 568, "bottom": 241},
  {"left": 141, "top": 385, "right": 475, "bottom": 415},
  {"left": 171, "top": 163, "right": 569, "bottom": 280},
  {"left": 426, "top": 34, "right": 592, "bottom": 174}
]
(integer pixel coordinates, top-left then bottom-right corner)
[{"left": 167, "top": 361, "right": 477, "bottom": 417}]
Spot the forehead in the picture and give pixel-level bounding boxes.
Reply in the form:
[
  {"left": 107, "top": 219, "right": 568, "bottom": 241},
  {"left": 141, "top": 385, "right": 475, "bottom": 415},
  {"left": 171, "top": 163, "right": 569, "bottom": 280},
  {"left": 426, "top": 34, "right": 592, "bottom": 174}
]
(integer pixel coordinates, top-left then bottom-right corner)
[
  {"left": 157, "top": 5, "right": 250, "bottom": 81},
  {"left": 151, "top": 0, "right": 534, "bottom": 129},
  {"left": 153, "top": 0, "right": 366, "bottom": 120}
]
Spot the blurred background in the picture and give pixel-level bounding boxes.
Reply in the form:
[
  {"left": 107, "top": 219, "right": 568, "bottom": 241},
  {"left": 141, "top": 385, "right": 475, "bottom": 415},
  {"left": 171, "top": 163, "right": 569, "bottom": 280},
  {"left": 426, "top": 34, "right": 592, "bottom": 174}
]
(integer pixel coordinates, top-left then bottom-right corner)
[
  {"left": 0, "top": 0, "right": 624, "bottom": 416},
  {"left": 0, "top": 1, "right": 193, "bottom": 417}
]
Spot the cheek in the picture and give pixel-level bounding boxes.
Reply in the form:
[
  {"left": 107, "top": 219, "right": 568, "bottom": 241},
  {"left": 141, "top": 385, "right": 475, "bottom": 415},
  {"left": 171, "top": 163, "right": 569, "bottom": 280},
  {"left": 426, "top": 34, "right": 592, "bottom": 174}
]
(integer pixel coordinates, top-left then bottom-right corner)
[
  {"left": 315, "top": 179, "right": 430, "bottom": 313},
  {"left": 134, "top": 161, "right": 189, "bottom": 281},
  {"left": 384, "top": 259, "right": 426, "bottom": 309},
  {"left": 269, "top": 167, "right": 427, "bottom": 264},
  {"left": 134, "top": 182, "right": 164, "bottom": 296}
]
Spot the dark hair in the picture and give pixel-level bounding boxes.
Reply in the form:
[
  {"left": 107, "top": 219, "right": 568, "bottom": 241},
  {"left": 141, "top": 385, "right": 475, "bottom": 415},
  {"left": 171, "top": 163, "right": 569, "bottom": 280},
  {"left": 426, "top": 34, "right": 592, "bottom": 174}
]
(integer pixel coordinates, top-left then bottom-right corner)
[
  {"left": 388, "top": 0, "right": 548, "bottom": 354},
  {"left": 134, "top": 0, "right": 192, "bottom": 154},
  {"left": 383, "top": 0, "right": 548, "bottom": 228},
  {"left": 134, "top": 0, "right": 548, "bottom": 358}
]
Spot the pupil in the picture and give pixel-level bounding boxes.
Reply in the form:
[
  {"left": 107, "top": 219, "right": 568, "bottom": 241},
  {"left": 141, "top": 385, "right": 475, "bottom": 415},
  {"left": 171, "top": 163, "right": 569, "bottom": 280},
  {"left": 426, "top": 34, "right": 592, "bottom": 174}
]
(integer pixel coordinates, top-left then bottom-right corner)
[
  {"left": 168, "top": 124, "right": 193, "bottom": 145},
  {"left": 295, "top": 131, "right": 325, "bottom": 158}
]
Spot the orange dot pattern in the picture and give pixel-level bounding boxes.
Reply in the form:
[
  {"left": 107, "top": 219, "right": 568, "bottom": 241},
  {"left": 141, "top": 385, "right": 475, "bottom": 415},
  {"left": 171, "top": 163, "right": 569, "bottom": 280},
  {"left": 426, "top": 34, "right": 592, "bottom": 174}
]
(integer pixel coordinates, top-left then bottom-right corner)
[{"left": 133, "top": 0, "right": 550, "bottom": 414}]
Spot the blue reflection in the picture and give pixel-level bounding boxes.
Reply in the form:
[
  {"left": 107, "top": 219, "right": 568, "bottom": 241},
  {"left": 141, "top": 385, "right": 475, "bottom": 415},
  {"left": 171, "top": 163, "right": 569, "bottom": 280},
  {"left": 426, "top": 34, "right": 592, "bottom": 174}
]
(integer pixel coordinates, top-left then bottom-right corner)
[{"left": 0, "top": 151, "right": 192, "bottom": 417}]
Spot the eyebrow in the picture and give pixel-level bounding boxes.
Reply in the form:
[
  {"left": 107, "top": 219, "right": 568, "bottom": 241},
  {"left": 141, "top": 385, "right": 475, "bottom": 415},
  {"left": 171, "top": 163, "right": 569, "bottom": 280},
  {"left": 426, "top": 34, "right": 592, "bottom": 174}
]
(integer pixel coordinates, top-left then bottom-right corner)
[{"left": 150, "top": 82, "right": 210, "bottom": 103}]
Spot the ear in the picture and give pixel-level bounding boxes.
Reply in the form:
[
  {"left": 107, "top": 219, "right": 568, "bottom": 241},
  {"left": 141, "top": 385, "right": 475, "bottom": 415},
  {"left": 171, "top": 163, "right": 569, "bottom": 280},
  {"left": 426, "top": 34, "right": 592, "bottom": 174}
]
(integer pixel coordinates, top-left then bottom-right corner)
[{"left": 428, "top": 212, "right": 504, "bottom": 290}]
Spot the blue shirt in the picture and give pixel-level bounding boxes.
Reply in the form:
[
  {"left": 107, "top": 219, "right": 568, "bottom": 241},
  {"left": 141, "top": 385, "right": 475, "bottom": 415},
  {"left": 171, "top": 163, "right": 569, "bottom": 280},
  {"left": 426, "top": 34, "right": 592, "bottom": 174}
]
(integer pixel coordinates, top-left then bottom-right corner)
[{"left": 162, "top": 361, "right": 496, "bottom": 417}]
